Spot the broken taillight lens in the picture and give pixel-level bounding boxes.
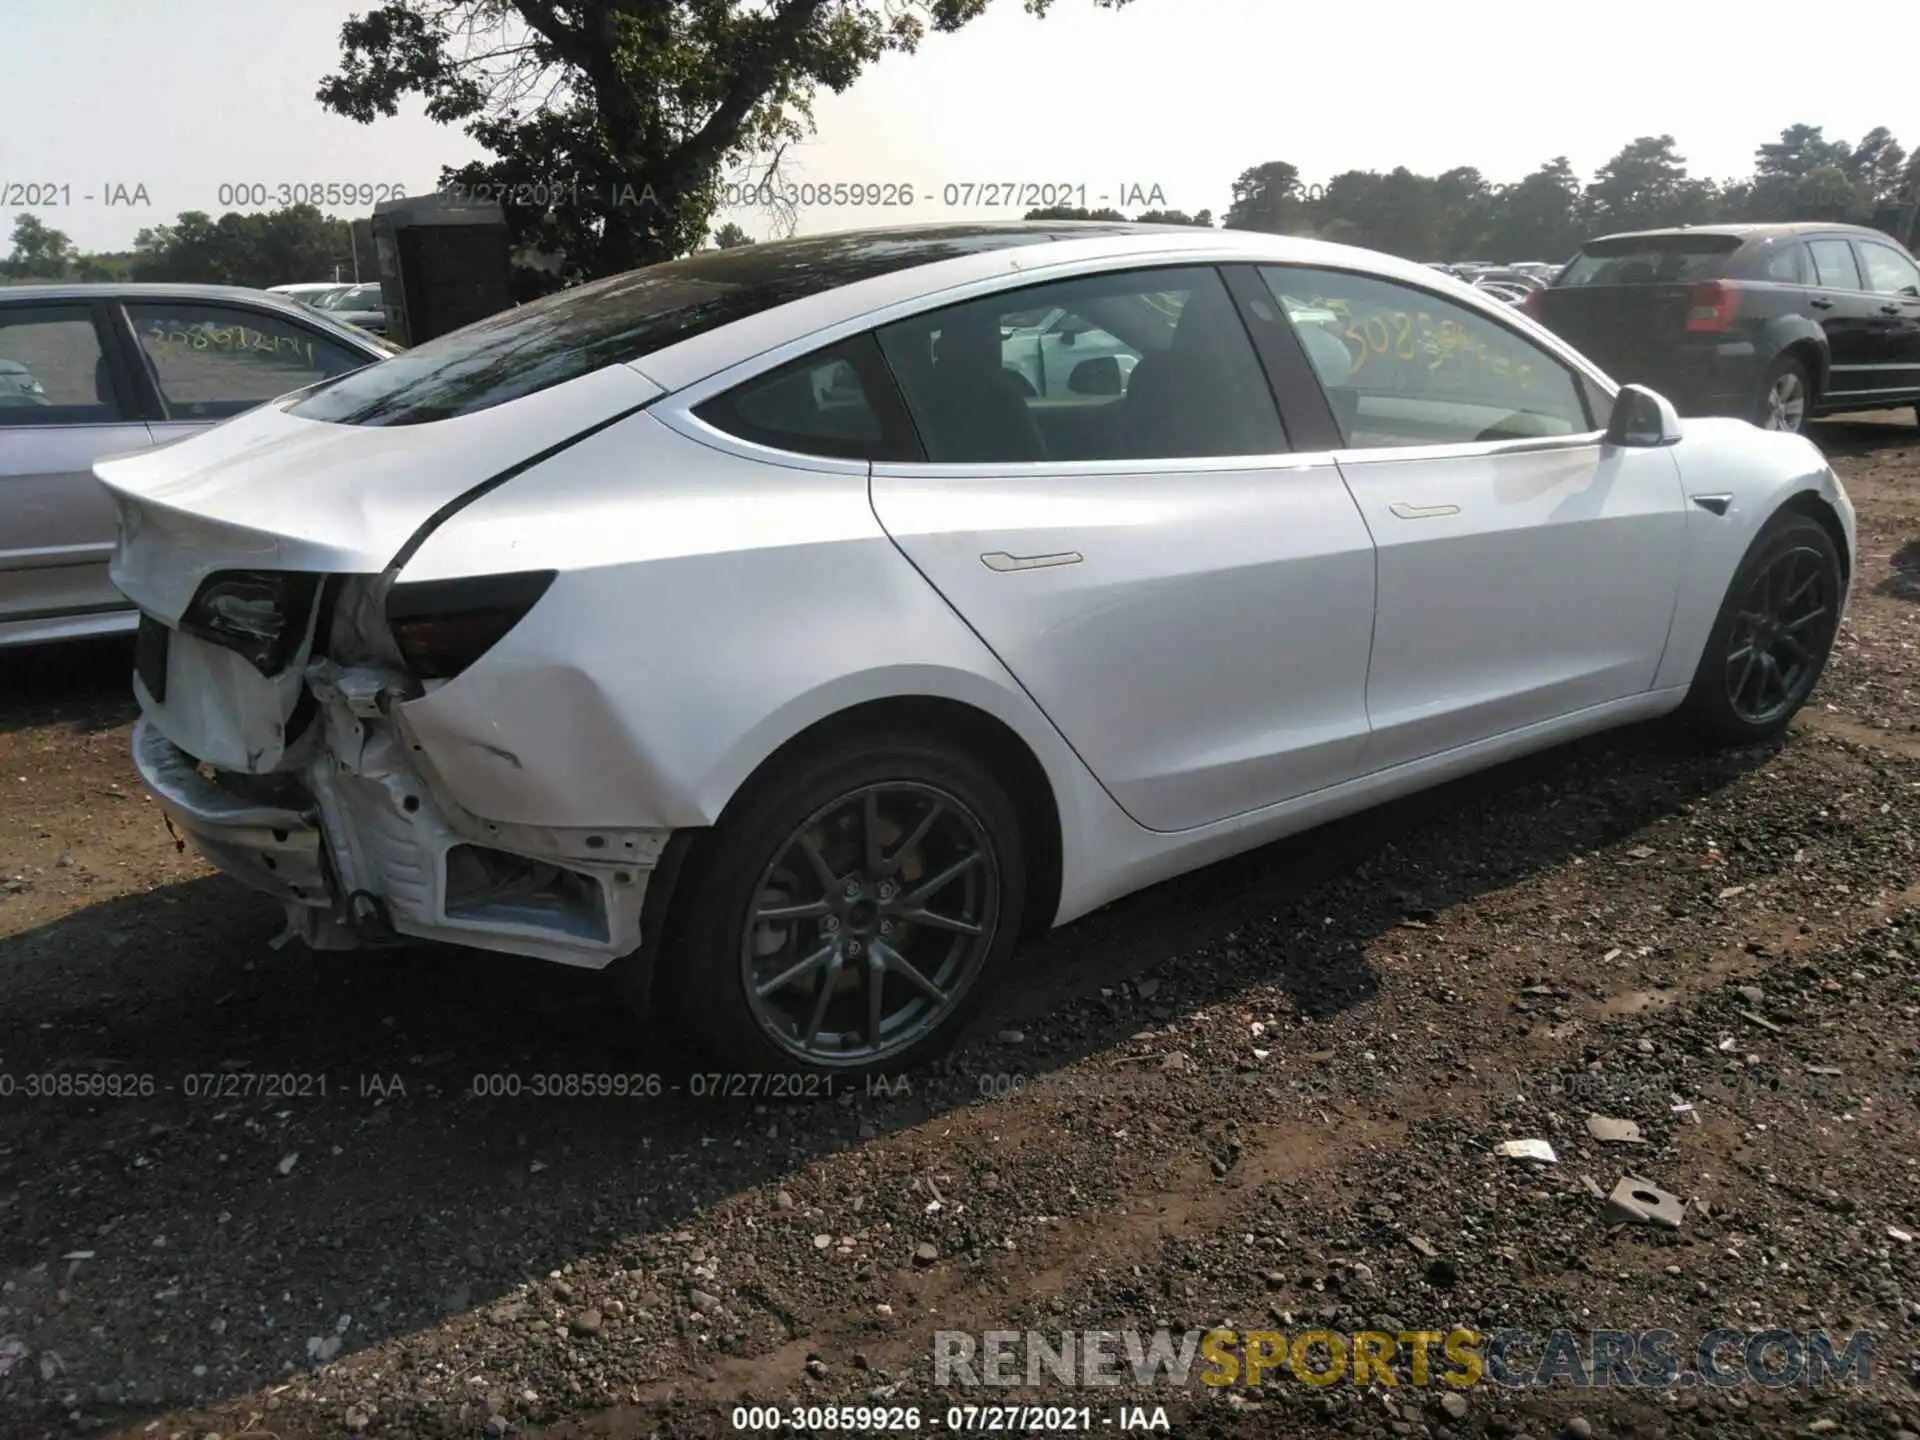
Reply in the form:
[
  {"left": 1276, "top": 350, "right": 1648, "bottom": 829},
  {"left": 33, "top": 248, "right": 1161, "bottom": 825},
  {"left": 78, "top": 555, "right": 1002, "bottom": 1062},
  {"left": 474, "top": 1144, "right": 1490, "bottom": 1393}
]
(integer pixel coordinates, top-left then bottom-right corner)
[
  {"left": 179, "top": 569, "right": 320, "bottom": 675},
  {"left": 384, "top": 570, "right": 557, "bottom": 681}
]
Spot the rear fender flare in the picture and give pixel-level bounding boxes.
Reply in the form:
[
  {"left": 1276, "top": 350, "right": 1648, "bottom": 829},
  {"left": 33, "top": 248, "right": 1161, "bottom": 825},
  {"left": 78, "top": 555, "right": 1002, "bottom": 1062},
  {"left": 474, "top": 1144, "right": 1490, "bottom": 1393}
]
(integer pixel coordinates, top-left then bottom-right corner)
[{"left": 1758, "top": 317, "right": 1829, "bottom": 399}]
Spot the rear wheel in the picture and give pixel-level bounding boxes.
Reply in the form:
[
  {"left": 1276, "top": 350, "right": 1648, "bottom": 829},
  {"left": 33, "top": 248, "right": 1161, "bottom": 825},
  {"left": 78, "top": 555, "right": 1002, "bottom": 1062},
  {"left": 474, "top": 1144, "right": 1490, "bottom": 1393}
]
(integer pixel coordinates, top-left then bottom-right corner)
[
  {"left": 1752, "top": 355, "right": 1812, "bottom": 434},
  {"left": 656, "top": 733, "right": 1026, "bottom": 1080},
  {"left": 1679, "top": 512, "right": 1842, "bottom": 745}
]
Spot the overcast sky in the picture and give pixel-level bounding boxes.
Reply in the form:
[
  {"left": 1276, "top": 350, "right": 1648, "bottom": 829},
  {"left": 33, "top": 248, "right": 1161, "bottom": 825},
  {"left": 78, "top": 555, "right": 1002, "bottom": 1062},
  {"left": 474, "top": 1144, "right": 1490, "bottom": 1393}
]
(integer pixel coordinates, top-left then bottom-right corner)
[{"left": 2, "top": 0, "right": 1911, "bottom": 254}]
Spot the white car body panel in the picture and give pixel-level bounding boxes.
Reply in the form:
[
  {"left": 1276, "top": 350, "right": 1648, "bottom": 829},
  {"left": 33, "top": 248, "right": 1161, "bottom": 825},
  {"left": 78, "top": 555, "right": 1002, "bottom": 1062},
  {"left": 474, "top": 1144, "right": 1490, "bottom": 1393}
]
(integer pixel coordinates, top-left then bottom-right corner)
[
  {"left": 1335, "top": 435, "right": 1688, "bottom": 771},
  {"left": 98, "top": 225, "right": 1857, "bottom": 979},
  {"left": 868, "top": 451, "right": 1376, "bottom": 832},
  {"left": 97, "top": 364, "right": 658, "bottom": 622},
  {"left": 1647, "top": 418, "right": 1855, "bottom": 691}
]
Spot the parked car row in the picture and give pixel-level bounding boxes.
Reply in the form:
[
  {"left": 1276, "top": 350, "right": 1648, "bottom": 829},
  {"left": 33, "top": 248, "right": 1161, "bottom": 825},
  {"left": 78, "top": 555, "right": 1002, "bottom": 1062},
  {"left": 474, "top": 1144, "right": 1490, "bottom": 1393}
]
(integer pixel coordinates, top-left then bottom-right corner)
[
  {"left": 1525, "top": 223, "right": 1920, "bottom": 434},
  {"left": 73, "top": 222, "right": 1856, "bottom": 1077},
  {"left": 266, "top": 281, "right": 392, "bottom": 337}
]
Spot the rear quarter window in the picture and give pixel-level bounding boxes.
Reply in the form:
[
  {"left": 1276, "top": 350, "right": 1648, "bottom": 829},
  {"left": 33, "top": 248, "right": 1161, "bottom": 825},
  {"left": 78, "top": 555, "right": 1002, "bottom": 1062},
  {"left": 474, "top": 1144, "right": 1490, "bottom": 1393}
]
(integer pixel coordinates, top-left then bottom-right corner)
[{"left": 1557, "top": 235, "right": 1742, "bottom": 287}]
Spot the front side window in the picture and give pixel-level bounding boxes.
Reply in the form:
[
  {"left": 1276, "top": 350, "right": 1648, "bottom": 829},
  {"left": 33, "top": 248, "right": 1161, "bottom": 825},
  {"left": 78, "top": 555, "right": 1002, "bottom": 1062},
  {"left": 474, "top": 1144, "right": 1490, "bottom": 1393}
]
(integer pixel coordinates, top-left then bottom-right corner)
[
  {"left": 0, "top": 306, "right": 120, "bottom": 425},
  {"left": 124, "top": 302, "right": 367, "bottom": 420},
  {"left": 694, "top": 339, "right": 898, "bottom": 460},
  {"left": 1261, "top": 266, "right": 1592, "bottom": 448},
  {"left": 1858, "top": 242, "right": 1920, "bottom": 297},
  {"left": 876, "top": 266, "right": 1285, "bottom": 464},
  {"left": 1808, "top": 239, "right": 1863, "bottom": 291}
]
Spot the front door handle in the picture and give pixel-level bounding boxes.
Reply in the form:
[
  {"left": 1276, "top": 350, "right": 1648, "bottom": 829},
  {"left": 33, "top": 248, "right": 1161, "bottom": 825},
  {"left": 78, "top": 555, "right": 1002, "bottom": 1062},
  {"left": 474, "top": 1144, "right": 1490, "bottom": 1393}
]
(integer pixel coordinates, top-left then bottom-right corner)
[
  {"left": 1809, "top": 297, "right": 1835, "bottom": 310},
  {"left": 1388, "top": 502, "right": 1461, "bottom": 520},
  {"left": 1882, "top": 303, "right": 1903, "bottom": 316}
]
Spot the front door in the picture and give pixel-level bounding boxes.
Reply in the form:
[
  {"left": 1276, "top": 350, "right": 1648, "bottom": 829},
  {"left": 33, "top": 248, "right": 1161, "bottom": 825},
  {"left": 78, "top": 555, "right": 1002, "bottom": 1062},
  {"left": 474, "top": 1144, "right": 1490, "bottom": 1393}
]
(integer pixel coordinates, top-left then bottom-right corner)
[
  {"left": 1259, "top": 264, "right": 1689, "bottom": 773},
  {"left": 0, "top": 301, "right": 152, "bottom": 638},
  {"left": 868, "top": 263, "right": 1378, "bottom": 833}
]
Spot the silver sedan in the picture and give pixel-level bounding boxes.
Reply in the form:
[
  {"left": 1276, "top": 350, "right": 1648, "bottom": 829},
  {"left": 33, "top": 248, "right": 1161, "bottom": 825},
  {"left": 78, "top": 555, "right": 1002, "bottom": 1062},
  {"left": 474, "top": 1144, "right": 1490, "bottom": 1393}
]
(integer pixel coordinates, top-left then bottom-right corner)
[
  {"left": 98, "top": 223, "right": 1853, "bottom": 1077},
  {"left": 0, "top": 283, "right": 391, "bottom": 647}
]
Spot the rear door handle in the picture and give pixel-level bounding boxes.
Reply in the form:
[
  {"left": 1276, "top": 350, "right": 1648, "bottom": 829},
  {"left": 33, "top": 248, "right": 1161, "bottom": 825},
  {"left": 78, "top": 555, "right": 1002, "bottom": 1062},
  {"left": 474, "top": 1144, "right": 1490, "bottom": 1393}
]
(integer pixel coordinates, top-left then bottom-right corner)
[
  {"left": 980, "top": 550, "right": 1083, "bottom": 573},
  {"left": 1882, "top": 304, "right": 1903, "bottom": 316},
  {"left": 1810, "top": 297, "right": 1835, "bottom": 310},
  {"left": 1388, "top": 502, "right": 1461, "bottom": 520}
]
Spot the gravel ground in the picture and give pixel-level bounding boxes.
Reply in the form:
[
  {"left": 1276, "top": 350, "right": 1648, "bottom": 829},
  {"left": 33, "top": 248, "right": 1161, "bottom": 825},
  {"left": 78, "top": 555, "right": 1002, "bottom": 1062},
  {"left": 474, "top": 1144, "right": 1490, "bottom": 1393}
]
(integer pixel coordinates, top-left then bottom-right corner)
[{"left": 1, "top": 414, "right": 1918, "bottom": 1440}]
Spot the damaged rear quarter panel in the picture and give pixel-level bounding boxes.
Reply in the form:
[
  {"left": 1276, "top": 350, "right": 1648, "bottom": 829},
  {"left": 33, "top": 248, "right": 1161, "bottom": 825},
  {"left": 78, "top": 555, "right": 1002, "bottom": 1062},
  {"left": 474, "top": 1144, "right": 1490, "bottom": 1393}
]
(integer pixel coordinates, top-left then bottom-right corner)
[{"left": 387, "top": 410, "right": 1095, "bottom": 849}]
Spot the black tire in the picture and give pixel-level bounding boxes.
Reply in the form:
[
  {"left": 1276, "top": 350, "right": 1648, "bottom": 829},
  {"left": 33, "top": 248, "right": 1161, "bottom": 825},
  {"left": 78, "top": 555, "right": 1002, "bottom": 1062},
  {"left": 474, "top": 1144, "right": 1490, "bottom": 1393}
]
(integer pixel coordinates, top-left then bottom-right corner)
[
  {"left": 651, "top": 731, "right": 1026, "bottom": 1080},
  {"left": 1678, "top": 511, "right": 1843, "bottom": 746},
  {"left": 1751, "top": 354, "right": 1813, "bottom": 434}
]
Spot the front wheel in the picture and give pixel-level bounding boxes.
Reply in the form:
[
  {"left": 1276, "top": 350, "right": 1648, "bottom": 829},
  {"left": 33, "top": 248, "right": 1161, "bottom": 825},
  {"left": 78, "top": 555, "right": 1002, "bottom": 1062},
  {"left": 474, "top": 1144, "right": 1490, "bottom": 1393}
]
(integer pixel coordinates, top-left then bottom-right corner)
[
  {"left": 655, "top": 733, "right": 1027, "bottom": 1080},
  {"left": 1679, "top": 512, "right": 1843, "bottom": 745},
  {"left": 1751, "top": 355, "right": 1812, "bottom": 434}
]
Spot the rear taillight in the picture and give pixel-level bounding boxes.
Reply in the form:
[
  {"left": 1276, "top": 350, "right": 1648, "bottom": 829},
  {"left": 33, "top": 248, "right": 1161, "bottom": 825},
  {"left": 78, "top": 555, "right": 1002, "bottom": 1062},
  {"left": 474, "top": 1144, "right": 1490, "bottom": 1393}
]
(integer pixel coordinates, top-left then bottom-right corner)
[
  {"left": 179, "top": 569, "right": 320, "bottom": 674},
  {"left": 384, "top": 571, "right": 556, "bottom": 681},
  {"left": 1685, "top": 280, "right": 1740, "bottom": 332}
]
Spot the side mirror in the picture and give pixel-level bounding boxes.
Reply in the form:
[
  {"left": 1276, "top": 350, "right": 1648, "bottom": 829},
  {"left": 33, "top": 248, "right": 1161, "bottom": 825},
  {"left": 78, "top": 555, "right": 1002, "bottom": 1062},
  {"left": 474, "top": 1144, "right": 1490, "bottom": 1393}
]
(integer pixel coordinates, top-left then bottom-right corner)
[
  {"left": 1067, "top": 355, "right": 1124, "bottom": 396},
  {"left": 1604, "top": 383, "right": 1682, "bottom": 447}
]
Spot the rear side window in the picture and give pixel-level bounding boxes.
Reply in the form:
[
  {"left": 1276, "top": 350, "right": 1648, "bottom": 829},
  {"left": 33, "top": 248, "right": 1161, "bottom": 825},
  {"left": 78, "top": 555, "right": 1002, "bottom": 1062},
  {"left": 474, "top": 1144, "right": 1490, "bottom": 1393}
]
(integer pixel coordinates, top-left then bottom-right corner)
[
  {"left": 1557, "top": 234, "right": 1741, "bottom": 287},
  {"left": 287, "top": 226, "right": 1116, "bottom": 428},
  {"left": 1762, "top": 243, "right": 1808, "bottom": 284},
  {"left": 694, "top": 337, "right": 914, "bottom": 461},
  {"left": 1809, "top": 239, "right": 1863, "bottom": 290}
]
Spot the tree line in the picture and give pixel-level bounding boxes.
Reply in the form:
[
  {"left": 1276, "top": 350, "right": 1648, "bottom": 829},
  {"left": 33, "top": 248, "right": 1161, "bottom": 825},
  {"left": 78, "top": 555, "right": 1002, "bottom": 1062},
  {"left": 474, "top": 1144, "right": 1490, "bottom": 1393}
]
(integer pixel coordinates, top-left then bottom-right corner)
[
  {"left": 1023, "top": 127, "right": 1920, "bottom": 261},
  {"left": 1, "top": 206, "right": 375, "bottom": 287},
  {"left": 7, "top": 123, "right": 1919, "bottom": 289}
]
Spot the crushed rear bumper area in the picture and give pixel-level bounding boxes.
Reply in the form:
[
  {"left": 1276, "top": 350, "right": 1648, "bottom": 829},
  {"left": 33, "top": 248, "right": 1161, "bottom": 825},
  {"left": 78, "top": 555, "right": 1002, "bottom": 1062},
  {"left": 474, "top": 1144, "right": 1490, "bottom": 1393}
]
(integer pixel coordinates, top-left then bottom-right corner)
[
  {"left": 132, "top": 669, "right": 671, "bottom": 969},
  {"left": 135, "top": 719, "right": 328, "bottom": 905}
]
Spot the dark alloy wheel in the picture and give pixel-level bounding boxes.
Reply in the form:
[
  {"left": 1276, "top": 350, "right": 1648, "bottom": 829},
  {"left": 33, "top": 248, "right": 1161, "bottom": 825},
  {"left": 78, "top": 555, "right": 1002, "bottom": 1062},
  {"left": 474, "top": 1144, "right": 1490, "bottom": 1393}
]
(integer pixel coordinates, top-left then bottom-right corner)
[
  {"left": 651, "top": 733, "right": 1026, "bottom": 1079},
  {"left": 1682, "top": 512, "right": 1843, "bottom": 744},
  {"left": 743, "top": 782, "right": 999, "bottom": 1067}
]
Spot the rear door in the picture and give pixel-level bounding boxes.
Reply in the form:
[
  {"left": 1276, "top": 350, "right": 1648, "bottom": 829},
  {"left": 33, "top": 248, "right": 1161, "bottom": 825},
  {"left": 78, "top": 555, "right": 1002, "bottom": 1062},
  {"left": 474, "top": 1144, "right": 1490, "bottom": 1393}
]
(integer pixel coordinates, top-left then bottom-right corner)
[
  {"left": 114, "top": 297, "right": 375, "bottom": 448},
  {"left": 1262, "top": 263, "right": 1688, "bottom": 771},
  {"left": 1805, "top": 237, "right": 1884, "bottom": 405},
  {"left": 1853, "top": 239, "right": 1920, "bottom": 400},
  {"left": 0, "top": 299, "right": 154, "bottom": 637},
  {"left": 868, "top": 263, "right": 1379, "bottom": 833}
]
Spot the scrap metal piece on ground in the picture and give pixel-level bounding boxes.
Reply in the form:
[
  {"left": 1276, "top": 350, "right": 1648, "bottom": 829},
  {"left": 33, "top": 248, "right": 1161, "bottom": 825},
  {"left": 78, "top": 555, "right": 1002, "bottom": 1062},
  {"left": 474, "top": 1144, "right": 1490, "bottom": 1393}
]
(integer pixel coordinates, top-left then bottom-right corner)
[
  {"left": 1496, "top": 1138, "right": 1557, "bottom": 1163},
  {"left": 1587, "top": 1115, "right": 1645, "bottom": 1144},
  {"left": 1603, "top": 1176, "right": 1685, "bottom": 1229}
]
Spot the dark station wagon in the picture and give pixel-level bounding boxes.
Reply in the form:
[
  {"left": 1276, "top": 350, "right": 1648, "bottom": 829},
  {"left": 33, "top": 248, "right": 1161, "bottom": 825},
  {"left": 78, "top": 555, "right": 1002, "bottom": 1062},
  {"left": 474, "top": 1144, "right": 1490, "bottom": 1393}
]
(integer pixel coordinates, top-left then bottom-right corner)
[{"left": 1527, "top": 223, "right": 1920, "bottom": 434}]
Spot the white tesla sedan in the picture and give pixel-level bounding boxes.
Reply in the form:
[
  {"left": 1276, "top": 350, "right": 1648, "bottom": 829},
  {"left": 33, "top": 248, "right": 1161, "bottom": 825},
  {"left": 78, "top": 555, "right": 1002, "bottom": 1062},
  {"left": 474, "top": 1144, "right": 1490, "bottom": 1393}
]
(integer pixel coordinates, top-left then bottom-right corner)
[{"left": 98, "top": 222, "right": 1854, "bottom": 1077}]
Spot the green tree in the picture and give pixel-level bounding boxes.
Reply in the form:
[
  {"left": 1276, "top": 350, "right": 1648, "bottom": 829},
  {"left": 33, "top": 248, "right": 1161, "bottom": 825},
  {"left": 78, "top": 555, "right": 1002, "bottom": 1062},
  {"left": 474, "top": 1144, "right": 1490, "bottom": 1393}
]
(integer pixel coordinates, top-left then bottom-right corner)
[
  {"left": 1, "top": 214, "right": 78, "bottom": 279},
  {"left": 710, "top": 221, "right": 755, "bottom": 248},
  {"left": 319, "top": 0, "right": 1137, "bottom": 289},
  {"left": 1133, "top": 208, "right": 1213, "bottom": 226},
  {"left": 129, "top": 205, "right": 359, "bottom": 287},
  {"left": 1486, "top": 157, "right": 1583, "bottom": 261},
  {"left": 1222, "top": 161, "right": 1306, "bottom": 234},
  {"left": 1741, "top": 123, "right": 1868, "bottom": 222},
  {"left": 1583, "top": 135, "right": 1718, "bottom": 233}
]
